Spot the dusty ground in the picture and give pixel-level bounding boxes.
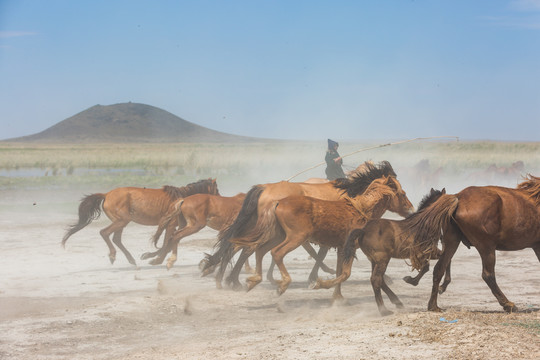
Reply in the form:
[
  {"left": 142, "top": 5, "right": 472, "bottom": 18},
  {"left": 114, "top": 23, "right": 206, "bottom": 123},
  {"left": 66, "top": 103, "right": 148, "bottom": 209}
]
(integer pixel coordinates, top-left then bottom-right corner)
[{"left": 0, "top": 188, "right": 539, "bottom": 360}]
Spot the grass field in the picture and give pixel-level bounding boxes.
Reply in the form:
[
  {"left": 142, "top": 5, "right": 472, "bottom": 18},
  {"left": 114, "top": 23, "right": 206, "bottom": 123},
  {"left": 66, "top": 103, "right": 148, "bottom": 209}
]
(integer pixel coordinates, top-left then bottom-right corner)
[{"left": 1, "top": 140, "right": 539, "bottom": 199}]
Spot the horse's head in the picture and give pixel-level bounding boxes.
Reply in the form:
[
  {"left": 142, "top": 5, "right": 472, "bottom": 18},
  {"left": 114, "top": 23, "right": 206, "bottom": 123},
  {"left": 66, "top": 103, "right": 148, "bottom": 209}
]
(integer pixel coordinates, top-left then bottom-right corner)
[
  {"left": 208, "top": 178, "right": 220, "bottom": 195},
  {"left": 382, "top": 176, "right": 414, "bottom": 217}
]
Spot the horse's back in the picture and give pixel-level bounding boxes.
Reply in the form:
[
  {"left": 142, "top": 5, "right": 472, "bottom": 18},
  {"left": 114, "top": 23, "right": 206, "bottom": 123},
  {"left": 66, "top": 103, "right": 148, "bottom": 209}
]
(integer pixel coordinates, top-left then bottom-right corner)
[{"left": 455, "top": 185, "right": 540, "bottom": 250}]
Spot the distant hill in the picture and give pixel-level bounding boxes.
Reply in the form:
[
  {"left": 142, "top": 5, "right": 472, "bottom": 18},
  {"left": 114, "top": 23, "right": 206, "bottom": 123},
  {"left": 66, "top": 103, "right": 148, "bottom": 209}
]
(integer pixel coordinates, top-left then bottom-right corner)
[{"left": 6, "top": 102, "right": 261, "bottom": 143}]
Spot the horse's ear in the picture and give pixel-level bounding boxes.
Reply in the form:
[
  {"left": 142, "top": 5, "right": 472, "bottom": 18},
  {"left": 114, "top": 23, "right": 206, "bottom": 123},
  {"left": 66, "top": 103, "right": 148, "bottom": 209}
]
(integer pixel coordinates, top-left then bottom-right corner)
[{"left": 442, "top": 188, "right": 446, "bottom": 194}]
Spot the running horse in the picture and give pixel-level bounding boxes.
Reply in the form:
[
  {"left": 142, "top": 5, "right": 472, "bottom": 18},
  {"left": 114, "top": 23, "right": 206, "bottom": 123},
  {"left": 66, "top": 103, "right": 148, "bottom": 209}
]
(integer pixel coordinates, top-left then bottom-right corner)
[
  {"left": 202, "top": 161, "right": 402, "bottom": 289},
  {"left": 212, "top": 161, "right": 414, "bottom": 299},
  {"left": 223, "top": 171, "right": 414, "bottom": 299},
  {"left": 406, "top": 174, "right": 540, "bottom": 313},
  {"left": 140, "top": 192, "right": 246, "bottom": 271},
  {"left": 343, "top": 188, "right": 451, "bottom": 316},
  {"left": 61, "top": 178, "right": 219, "bottom": 265}
]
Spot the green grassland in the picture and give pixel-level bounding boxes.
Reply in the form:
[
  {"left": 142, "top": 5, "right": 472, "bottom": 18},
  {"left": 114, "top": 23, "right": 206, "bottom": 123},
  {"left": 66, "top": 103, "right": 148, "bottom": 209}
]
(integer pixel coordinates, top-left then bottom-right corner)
[{"left": 0, "top": 141, "right": 539, "bottom": 197}]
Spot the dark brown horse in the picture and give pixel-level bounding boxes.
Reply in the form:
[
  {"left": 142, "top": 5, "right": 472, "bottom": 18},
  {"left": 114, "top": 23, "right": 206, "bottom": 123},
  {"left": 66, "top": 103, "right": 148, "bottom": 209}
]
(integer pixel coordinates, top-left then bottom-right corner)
[
  {"left": 220, "top": 172, "right": 414, "bottom": 300},
  {"left": 140, "top": 193, "right": 246, "bottom": 271},
  {"left": 343, "top": 188, "right": 450, "bottom": 316},
  {"left": 406, "top": 174, "right": 540, "bottom": 313},
  {"left": 203, "top": 161, "right": 405, "bottom": 289},
  {"left": 62, "top": 178, "right": 219, "bottom": 265}
]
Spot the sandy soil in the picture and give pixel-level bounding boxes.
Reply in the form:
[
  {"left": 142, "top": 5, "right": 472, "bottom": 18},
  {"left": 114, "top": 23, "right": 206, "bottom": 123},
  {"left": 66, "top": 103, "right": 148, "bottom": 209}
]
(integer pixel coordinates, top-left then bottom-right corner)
[{"left": 0, "top": 189, "right": 538, "bottom": 360}]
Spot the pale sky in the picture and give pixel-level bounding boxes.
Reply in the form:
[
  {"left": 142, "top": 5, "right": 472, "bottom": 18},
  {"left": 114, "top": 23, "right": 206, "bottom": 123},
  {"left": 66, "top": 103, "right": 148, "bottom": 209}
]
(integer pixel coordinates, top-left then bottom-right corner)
[{"left": 1, "top": 0, "right": 540, "bottom": 141}]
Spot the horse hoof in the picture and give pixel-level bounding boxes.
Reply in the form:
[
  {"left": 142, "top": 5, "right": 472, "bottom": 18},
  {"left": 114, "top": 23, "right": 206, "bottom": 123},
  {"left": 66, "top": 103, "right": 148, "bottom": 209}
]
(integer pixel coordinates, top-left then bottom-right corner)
[
  {"left": 402, "top": 276, "right": 418, "bottom": 286},
  {"left": 503, "top": 303, "right": 517, "bottom": 313},
  {"left": 395, "top": 302, "right": 404, "bottom": 309},
  {"left": 140, "top": 252, "right": 152, "bottom": 260},
  {"left": 428, "top": 306, "right": 444, "bottom": 312},
  {"left": 231, "top": 283, "right": 244, "bottom": 292},
  {"left": 380, "top": 309, "right": 394, "bottom": 317}
]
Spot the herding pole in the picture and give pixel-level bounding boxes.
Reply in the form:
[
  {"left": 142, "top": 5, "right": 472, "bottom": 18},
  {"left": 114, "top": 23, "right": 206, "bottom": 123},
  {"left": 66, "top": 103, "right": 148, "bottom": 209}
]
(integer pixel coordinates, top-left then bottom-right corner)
[{"left": 286, "top": 136, "right": 459, "bottom": 182}]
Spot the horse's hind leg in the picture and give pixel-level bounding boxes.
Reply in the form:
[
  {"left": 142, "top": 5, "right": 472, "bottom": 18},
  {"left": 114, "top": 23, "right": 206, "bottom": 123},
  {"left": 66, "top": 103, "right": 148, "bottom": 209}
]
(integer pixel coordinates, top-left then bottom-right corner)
[
  {"left": 99, "top": 221, "right": 129, "bottom": 264},
  {"left": 428, "top": 236, "right": 460, "bottom": 312},
  {"left": 111, "top": 228, "right": 137, "bottom": 265},
  {"left": 371, "top": 261, "right": 396, "bottom": 316},
  {"left": 225, "top": 248, "right": 252, "bottom": 291},
  {"left": 478, "top": 246, "right": 517, "bottom": 313}
]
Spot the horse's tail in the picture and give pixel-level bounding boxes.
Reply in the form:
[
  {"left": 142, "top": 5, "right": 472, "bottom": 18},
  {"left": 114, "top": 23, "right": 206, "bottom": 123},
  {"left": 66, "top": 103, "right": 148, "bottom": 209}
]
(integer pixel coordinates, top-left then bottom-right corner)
[
  {"left": 404, "top": 194, "right": 458, "bottom": 270},
  {"left": 343, "top": 228, "right": 365, "bottom": 264},
  {"left": 62, "top": 193, "right": 105, "bottom": 247},
  {"left": 200, "top": 185, "right": 265, "bottom": 274},
  {"left": 151, "top": 199, "right": 184, "bottom": 248},
  {"left": 229, "top": 200, "right": 281, "bottom": 252}
]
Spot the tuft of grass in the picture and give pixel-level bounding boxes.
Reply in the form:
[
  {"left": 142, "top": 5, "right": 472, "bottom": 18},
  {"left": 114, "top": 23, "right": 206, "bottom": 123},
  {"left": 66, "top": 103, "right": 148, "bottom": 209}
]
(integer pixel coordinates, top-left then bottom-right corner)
[{"left": 502, "top": 320, "right": 540, "bottom": 334}]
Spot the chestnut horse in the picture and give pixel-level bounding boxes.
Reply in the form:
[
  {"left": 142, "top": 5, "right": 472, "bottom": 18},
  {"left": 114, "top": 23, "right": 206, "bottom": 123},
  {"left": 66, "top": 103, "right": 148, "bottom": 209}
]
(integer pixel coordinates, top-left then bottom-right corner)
[
  {"left": 406, "top": 174, "right": 540, "bottom": 313},
  {"left": 202, "top": 161, "right": 402, "bottom": 289},
  {"left": 214, "top": 163, "right": 414, "bottom": 298},
  {"left": 62, "top": 178, "right": 219, "bottom": 265},
  {"left": 140, "top": 192, "right": 246, "bottom": 270},
  {"left": 343, "top": 188, "right": 450, "bottom": 316},
  {"left": 232, "top": 175, "right": 413, "bottom": 299}
]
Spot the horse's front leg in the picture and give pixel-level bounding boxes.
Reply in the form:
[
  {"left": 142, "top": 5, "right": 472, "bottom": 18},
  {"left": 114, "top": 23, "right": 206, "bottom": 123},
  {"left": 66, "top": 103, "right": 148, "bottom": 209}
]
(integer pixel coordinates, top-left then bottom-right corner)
[
  {"left": 403, "top": 259, "right": 430, "bottom": 285},
  {"left": 313, "top": 249, "right": 352, "bottom": 301},
  {"left": 303, "top": 244, "right": 332, "bottom": 285}
]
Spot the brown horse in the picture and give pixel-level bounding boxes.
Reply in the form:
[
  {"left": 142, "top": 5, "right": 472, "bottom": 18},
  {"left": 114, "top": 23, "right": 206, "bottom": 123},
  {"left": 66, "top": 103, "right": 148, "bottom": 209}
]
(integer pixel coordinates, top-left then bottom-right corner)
[
  {"left": 343, "top": 188, "right": 450, "bottom": 316},
  {"left": 203, "top": 161, "right": 404, "bottom": 289},
  {"left": 216, "top": 167, "right": 414, "bottom": 299},
  {"left": 242, "top": 175, "right": 413, "bottom": 299},
  {"left": 62, "top": 178, "right": 219, "bottom": 265},
  {"left": 406, "top": 174, "right": 540, "bottom": 313},
  {"left": 140, "top": 193, "right": 246, "bottom": 270}
]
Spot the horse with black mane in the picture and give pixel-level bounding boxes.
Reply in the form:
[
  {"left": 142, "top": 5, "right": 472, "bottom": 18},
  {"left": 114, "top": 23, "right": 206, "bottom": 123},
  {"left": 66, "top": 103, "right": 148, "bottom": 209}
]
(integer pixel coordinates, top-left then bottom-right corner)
[
  {"left": 202, "top": 161, "right": 406, "bottom": 290},
  {"left": 62, "top": 178, "right": 219, "bottom": 265},
  {"left": 406, "top": 174, "right": 540, "bottom": 313},
  {"left": 211, "top": 161, "right": 414, "bottom": 299}
]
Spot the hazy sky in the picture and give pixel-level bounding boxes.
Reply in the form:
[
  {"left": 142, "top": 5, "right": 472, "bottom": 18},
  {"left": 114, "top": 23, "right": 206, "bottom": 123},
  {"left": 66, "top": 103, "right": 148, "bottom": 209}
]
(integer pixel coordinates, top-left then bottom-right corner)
[{"left": 1, "top": 0, "right": 540, "bottom": 141}]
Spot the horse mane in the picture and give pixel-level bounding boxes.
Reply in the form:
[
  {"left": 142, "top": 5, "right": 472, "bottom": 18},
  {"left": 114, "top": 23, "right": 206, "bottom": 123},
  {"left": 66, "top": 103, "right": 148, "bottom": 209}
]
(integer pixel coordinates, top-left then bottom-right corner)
[
  {"left": 333, "top": 161, "right": 396, "bottom": 198},
  {"left": 162, "top": 179, "right": 213, "bottom": 200},
  {"left": 517, "top": 174, "right": 540, "bottom": 207},
  {"left": 416, "top": 188, "right": 444, "bottom": 212}
]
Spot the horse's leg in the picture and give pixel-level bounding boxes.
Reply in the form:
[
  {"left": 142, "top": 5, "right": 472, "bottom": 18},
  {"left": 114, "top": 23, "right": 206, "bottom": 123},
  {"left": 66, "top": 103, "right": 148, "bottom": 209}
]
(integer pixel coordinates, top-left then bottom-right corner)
[
  {"left": 380, "top": 272, "right": 404, "bottom": 309},
  {"left": 304, "top": 245, "right": 333, "bottom": 285},
  {"left": 269, "top": 235, "right": 305, "bottom": 295},
  {"left": 244, "top": 257, "right": 254, "bottom": 274},
  {"left": 99, "top": 220, "right": 129, "bottom": 264},
  {"left": 534, "top": 244, "right": 540, "bottom": 262},
  {"left": 267, "top": 258, "right": 277, "bottom": 284},
  {"left": 111, "top": 227, "right": 137, "bottom": 265},
  {"left": 225, "top": 248, "right": 253, "bottom": 291},
  {"left": 312, "top": 249, "right": 352, "bottom": 301},
  {"left": 477, "top": 246, "right": 517, "bottom": 313},
  {"left": 403, "top": 261, "right": 430, "bottom": 286},
  {"left": 439, "top": 260, "right": 452, "bottom": 294},
  {"left": 427, "top": 237, "right": 460, "bottom": 312},
  {"left": 163, "top": 223, "right": 205, "bottom": 269},
  {"left": 370, "top": 261, "right": 394, "bottom": 316}
]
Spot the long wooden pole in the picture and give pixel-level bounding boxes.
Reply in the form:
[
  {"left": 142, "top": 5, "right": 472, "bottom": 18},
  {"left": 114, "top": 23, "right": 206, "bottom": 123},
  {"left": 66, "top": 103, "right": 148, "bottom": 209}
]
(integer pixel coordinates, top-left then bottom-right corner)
[{"left": 286, "top": 136, "right": 459, "bottom": 182}]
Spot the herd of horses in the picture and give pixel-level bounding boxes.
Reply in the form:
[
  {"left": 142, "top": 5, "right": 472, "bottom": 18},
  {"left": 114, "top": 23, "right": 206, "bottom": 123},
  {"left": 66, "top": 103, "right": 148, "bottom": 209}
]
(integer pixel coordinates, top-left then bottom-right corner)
[{"left": 62, "top": 161, "right": 540, "bottom": 316}]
